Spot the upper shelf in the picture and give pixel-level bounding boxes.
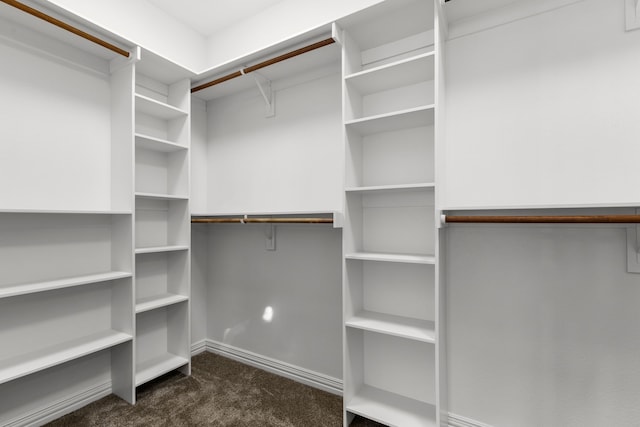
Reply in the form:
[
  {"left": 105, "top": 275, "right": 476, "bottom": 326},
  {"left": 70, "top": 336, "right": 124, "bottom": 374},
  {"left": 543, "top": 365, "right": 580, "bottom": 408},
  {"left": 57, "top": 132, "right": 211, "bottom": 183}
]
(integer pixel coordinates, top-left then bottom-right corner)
[
  {"left": 346, "top": 105, "right": 435, "bottom": 136},
  {"left": 337, "top": 0, "right": 435, "bottom": 51},
  {"left": 135, "top": 94, "right": 188, "bottom": 120},
  {"left": 0, "top": 271, "right": 132, "bottom": 300},
  {"left": 135, "top": 133, "right": 188, "bottom": 153},
  {"left": 345, "top": 52, "right": 435, "bottom": 95},
  {"left": 346, "top": 183, "right": 435, "bottom": 194}
]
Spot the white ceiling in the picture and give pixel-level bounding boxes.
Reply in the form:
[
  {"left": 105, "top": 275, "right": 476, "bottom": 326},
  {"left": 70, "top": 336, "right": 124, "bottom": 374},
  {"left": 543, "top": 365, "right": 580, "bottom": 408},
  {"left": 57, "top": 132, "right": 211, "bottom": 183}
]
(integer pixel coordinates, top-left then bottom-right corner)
[{"left": 147, "top": 0, "right": 285, "bottom": 37}]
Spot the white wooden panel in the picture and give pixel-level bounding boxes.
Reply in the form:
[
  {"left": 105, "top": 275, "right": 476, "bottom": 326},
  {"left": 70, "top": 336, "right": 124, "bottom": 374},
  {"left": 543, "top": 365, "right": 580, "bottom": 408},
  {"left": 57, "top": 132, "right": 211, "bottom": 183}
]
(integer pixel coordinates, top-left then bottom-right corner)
[
  {"left": 363, "top": 205, "right": 434, "bottom": 255},
  {"left": 0, "top": 352, "right": 111, "bottom": 426},
  {"left": 364, "top": 261, "right": 434, "bottom": 321},
  {"left": 344, "top": 328, "right": 365, "bottom": 402},
  {"left": 135, "top": 112, "right": 169, "bottom": 140},
  {"left": 135, "top": 251, "right": 188, "bottom": 301},
  {"left": 135, "top": 147, "right": 188, "bottom": 196},
  {"left": 361, "top": 81, "right": 434, "bottom": 119},
  {"left": 136, "top": 148, "right": 168, "bottom": 195},
  {"left": 206, "top": 70, "right": 342, "bottom": 214},
  {"left": 0, "top": 285, "right": 112, "bottom": 361},
  {"left": 190, "top": 225, "right": 209, "bottom": 346},
  {"left": 136, "top": 309, "right": 169, "bottom": 365},
  {"left": 190, "top": 99, "right": 208, "bottom": 214},
  {"left": 0, "top": 41, "right": 111, "bottom": 211},
  {"left": 444, "top": 0, "right": 640, "bottom": 209},
  {"left": 363, "top": 332, "right": 436, "bottom": 403},
  {"left": 110, "top": 63, "right": 134, "bottom": 212},
  {"left": 361, "top": 126, "right": 434, "bottom": 187},
  {"left": 136, "top": 253, "right": 170, "bottom": 300},
  {"left": 135, "top": 199, "right": 188, "bottom": 249},
  {"left": 0, "top": 214, "right": 115, "bottom": 287}
]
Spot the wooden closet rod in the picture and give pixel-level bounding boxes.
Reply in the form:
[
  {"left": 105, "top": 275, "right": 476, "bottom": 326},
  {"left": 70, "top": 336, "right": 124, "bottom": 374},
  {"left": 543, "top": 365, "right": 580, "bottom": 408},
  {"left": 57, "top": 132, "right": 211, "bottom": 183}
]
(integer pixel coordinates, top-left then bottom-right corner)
[
  {"left": 1, "top": 0, "right": 130, "bottom": 57},
  {"left": 444, "top": 214, "right": 640, "bottom": 224},
  {"left": 191, "top": 37, "right": 336, "bottom": 93},
  {"left": 192, "top": 217, "right": 334, "bottom": 224}
]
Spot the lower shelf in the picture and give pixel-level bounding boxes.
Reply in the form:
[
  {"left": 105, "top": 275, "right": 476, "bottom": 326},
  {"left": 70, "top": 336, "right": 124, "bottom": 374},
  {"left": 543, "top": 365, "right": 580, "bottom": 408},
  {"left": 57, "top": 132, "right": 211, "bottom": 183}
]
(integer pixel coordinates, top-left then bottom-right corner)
[
  {"left": 135, "top": 245, "right": 189, "bottom": 255},
  {"left": 135, "top": 293, "right": 188, "bottom": 314},
  {"left": 345, "top": 252, "right": 435, "bottom": 265},
  {"left": 135, "top": 353, "right": 188, "bottom": 386},
  {"left": 346, "top": 385, "right": 437, "bottom": 427},
  {"left": 0, "top": 330, "right": 132, "bottom": 385},
  {"left": 346, "top": 311, "right": 435, "bottom": 343}
]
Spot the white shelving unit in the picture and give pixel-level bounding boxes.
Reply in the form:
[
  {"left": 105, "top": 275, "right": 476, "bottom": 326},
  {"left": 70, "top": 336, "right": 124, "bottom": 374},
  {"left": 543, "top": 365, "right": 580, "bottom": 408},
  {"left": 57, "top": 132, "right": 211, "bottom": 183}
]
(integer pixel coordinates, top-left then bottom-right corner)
[
  {"left": 133, "top": 51, "right": 192, "bottom": 387},
  {"left": 339, "top": 0, "right": 446, "bottom": 425},
  {"left": 0, "top": 3, "right": 138, "bottom": 419}
]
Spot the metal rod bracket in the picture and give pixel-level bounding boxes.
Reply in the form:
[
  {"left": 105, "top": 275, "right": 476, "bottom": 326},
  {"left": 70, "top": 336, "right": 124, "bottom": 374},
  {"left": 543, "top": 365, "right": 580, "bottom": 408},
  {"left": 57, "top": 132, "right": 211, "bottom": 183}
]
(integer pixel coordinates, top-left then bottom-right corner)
[
  {"left": 627, "top": 209, "right": 640, "bottom": 273},
  {"left": 265, "top": 224, "right": 276, "bottom": 251}
]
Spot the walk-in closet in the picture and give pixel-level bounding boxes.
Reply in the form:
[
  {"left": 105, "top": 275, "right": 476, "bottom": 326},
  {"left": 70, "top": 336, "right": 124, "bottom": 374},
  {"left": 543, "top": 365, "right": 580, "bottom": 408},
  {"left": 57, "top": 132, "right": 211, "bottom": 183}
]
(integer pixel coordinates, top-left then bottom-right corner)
[{"left": 1, "top": 0, "right": 640, "bottom": 426}]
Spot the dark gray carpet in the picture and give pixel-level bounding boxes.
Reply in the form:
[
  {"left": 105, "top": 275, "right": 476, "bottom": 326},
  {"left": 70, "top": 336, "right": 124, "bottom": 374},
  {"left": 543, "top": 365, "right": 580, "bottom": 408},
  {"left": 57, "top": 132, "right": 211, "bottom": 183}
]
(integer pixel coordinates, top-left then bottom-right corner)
[{"left": 46, "top": 352, "right": 385, "bottom": 426}]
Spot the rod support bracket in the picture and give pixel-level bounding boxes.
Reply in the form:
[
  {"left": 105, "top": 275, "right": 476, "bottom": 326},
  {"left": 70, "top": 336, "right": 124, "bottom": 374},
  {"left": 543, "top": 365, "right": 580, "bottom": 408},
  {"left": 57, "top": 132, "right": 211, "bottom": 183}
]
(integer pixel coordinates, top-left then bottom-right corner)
[
  {"left": 627, "top": 209, "right": 640, "bottom": 273},
  {"left": 626, "top": 0, "right": 640, "bottom": 31},
  {"left": 265, "top": 224, "right": 276, "bottom": 251},
  {"left": 246, "top": 71, "right": 275, "bottom": 118}
]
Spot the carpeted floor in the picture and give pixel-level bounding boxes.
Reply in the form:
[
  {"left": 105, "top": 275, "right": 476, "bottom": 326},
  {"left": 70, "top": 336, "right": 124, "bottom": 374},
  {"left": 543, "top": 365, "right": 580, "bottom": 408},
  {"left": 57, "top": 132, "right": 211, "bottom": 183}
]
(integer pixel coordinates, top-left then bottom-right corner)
[{"left": 46, "top": 352, "right": 385, "bottom": 426}]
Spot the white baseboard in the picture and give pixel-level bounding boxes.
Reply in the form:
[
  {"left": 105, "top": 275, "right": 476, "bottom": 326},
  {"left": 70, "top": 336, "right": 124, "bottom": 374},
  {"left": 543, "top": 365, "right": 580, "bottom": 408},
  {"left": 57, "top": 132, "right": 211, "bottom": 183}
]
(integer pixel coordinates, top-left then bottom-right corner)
[
  {"left": 191, "top": 339, "right": 208, "bottom": 356},
  {"left": 202, "top": 339, "right": 343, "bottom": 396},
  {"left": 4, "top": 382, "right": 111, "bottom": 427},
  {"left": 448, "top": 413, "right": 495, "bottom": 427}
]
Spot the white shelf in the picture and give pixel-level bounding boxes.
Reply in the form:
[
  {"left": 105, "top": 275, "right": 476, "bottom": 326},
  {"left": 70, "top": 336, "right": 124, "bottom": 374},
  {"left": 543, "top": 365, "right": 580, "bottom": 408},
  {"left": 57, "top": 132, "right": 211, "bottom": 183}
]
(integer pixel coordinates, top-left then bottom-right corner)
[
  {"left": 346, "top": 183, "right": 435, "bottom": 194},
  {"left": 135, "top": 245, "right": 189, "bottom": 255},
  {"left": 135, "top": 192, "right": 189, "bottom": 201},
  {"left": 136, "top": 293, "right": 189, "bottom": 314},
  {"left": 135, "top": 353, "right": 188, "bottom": 386},
  {"left": 345, "top": 52, "right": 435, "bottom": 95},
  {"left": 0, "top": 271, "right": 132, "bottom": 299},
  {"left": 346, "top": 106, "right": 435, "bottom": 136},
  {"left": 346, "top": 311, "right": 435, "bottom": 343},
  {"left": 345, "top": 252, "right": 435, "bottom": 265},
  {"left": 135, "top": 133, "right": 188, "bottom": 153},
  {"left": 135, "top": 94, "right": 188, "bottom": 120},
  {"left": 0, "top": 330, "right": 132, "bottom": 385},
  {"left": 347, "top": 385, "right": 437, "bottom": 427}
]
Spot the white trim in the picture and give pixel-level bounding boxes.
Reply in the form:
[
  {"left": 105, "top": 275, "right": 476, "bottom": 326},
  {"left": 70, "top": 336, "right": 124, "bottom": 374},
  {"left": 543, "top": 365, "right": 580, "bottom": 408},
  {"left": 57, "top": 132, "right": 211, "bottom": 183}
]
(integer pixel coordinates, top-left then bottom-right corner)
[
  {"left": 203, "top": 339, "right": 343, "bottom": 396},
  {"left": 448, "top": 413, "right": 496, "bottom": 427},
  {"left": 191, "top": 339, "right": 208, "bottom": 356},
  {"left": 3, "top": 382, "right": 111, "bottom": 427}
]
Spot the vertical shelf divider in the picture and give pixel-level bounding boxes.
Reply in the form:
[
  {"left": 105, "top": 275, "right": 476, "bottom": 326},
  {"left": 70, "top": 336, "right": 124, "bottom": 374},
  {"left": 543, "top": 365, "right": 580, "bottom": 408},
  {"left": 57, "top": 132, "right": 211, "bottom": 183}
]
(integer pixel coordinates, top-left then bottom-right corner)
[
  {"left": 133, "top": 57, "right": 191, "bottom": 389},
  {"left": 339, "top": 0, "right": 443, "bottom": 425}
]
